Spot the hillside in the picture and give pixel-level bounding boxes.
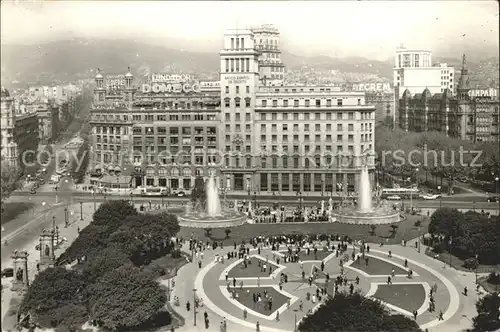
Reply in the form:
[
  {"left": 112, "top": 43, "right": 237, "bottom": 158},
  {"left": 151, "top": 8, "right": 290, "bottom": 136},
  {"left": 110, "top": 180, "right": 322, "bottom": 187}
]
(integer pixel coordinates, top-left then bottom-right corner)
[{"left": 1, "top": 38, "right": 497, "bottom": 87}]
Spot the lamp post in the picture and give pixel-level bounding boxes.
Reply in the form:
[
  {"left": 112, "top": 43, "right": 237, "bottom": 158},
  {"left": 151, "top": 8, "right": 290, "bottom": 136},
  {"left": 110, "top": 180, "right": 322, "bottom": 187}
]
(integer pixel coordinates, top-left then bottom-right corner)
[
  {"left": 437, "top": 185, "right": 442, "bottom": 208},
  {"left": 193, "top": 288, "right": 197, "bottom": 326},
  {"left": 293, "top": 309, "right": 298, "bottom": 332},
  {"left": 55, "top": 186, "right": 58, "bottom": 204},
  {"left": 64, "top": 207, "right": 68, "bottom": 227},
  {"left": 92, "top": 189, "right": 96, "bottom": 212},
  {"left": 417, "top": 226, "right": 421, "bottom": 253},
  {"left": 42, "top": 201, "right": 47, "bottom": 223},
  {"left": 321, "top": 180, "right": 324, "bottom": 196},
  {"left": 495, "top": 176, "right": 499, "bottom": 216},
  {"left": 475, "top": 254, "right": 479, "bottom": 285},
  {"left": 80, "top": 201, "right": 83, "bottom": 221},
  {"left": 253, "top": 191, "right": 257, "bottom": 209}
]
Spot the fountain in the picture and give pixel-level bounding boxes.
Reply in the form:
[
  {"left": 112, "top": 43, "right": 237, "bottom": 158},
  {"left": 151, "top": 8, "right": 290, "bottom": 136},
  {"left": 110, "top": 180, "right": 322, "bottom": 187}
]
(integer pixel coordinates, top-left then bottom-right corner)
[
  {"left": 332, "top": 166, "right": 400, "bottom": 225},
  {"left": 177, "top": 176, "right": 247, "bottom": 228}
]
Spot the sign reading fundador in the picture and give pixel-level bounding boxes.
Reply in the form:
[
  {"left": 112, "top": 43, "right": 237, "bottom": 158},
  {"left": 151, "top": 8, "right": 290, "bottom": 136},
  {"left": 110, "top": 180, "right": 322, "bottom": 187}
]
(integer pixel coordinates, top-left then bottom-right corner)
[{"left": 142, "top": 73, "right": 201, "bottom": 94}]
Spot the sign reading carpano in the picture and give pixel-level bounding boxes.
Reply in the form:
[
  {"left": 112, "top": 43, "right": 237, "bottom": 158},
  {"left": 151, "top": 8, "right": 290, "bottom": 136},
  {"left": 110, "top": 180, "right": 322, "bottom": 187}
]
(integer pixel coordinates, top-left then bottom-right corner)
[
  {"left": 468, "top": 88, "right": 498, "bottom": 99},
  {"left": 106, "top": 75, "right": 126, "bottom": 89},
  {"left": 225, "top": 75, "right": 251, "bottom": 85}
]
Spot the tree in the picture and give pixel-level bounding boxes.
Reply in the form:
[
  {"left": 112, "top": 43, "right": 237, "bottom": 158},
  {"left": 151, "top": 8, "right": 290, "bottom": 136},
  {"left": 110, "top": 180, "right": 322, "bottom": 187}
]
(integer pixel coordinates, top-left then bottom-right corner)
[
  {"left": 57, "top": 224, "right": 111, "bottom": 264},
  {"left": 92, "top": 199, "right": 138, "bottom": 232},
  {"left": 428, "top": 207, "right": 465, "bottom": 239},
  {"left": 1, "top": 161, "right": 22, "bottom": 203},
  {"left": 191, "top": 176, "right": 207, "bottom": 211},
  {"left": 87, "top": 264, "right": 168, "bottom": 330},
  {"left": 20, "top": 267, "right": 87, "bottom": 328},
  {"left": 82, "top": 245, "right": 132, "bottom": 282},
  {"left": 225, "top": 229, "right": 231, "bottom": 239},
  {"left": 472, "top": 292, "right": 500, "bottom": 332},
  {"left": 204, "top": 227, "right": 213, "bottom": 238},
  {"left": 370, "top": 225, "right": 377, "bottom": 236},
  {"left": 298, "top": 292, "right": 421, "bottom": 332}
]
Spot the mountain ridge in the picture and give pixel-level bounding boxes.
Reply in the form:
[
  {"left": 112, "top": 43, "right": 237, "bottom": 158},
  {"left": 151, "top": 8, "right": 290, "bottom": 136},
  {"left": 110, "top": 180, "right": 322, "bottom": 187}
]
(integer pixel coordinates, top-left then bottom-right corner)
[{"left": 1, "top": 38, "right": 498, "bottom": 87}]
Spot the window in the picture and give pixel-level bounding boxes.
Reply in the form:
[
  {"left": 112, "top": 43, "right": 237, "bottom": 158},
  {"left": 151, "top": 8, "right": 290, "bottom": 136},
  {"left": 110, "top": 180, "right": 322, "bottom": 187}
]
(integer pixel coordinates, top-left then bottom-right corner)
[
  {"left": 260, "top": 113, "right": 266, "bottom": 120},
  {"left": 225, "top": 113, "right": 230, "bottom": 121},
  {"left": 246, "top": 86, "right": 250, "bottom": 93},
  {"left": 224, "top": 98, "right": 230, "bottom": 107},
  {"left": 282, "top": 113, "right": 288, "bottom": 120},
  {"left": 262, "top": 100, "right": 267, "bottom": 107},
  {"left": 283, "top": 124, "right": 288, "bottom": 131},
  {"left": 337, "top": 124, "right": 342, "bottom": 131},
  {"left": 235, "top": 97, "right": 241, "bottom": 108},
  {"left": 348, "top": 112, "right": 354, "bottom": 120},
  {"left": 225, "top": 86, "right": 229, "bottom": 94},
  {"left": 348, "top": 124, "right": 354, "bottom": 131},
  {"left": 304, "top": 113, "right": 310, "bottom": 120},
  {"left": 245, "top": 98, "right": 251, "bottom": 107},
  {"left": 272, "top": 100, "right": 278, "bottom": 108},
  {"left": 235, "top": 113, "right": 240, "bottom": 121},
  {"left": 315, "top": 124, "right": 320, "bottom": 131},
  {"left": 337, "top": 134, "right": 343, "bottom": 142},
  {"left": 261, "top": 124, "right": 266, "bottom": 131},
  {"left": 326, "top": 99, "right": 332, "bottom": 107},
  {"left": 305, "top": 99, "right": 310, "bottom": 107},
  {"left": 246, "top": 113, "right": 251, "bottom": 121},
  {"left": 316, "top": 99, "right": 321, "bottom": 107},
  {"left": 236, "top": 86, "right": 239, "bottom": 94},
  {"left": 294, "top": 100, "right": 299, "bottom": 107},
  {"left": 337, "top": 99, "right": 343, "bottom": 106},
  {"left": 337, "top": 112, "right": 343, "bottom": 120},
  {"left": 304, "top": 124, "right": 309, "bottom": 132},
  {"left": 283, "top": 100, "right": 288, "bottom": 107},
  {"left": 293, "top": 112, "right": 299, "bottom": 120}
]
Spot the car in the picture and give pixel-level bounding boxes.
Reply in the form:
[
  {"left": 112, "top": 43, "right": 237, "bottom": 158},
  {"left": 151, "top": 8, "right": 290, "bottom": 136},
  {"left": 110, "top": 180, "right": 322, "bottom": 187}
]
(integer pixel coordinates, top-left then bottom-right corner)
[
  {"left": 487, "top": 196, "right": 500, "bottom": 203},
  {"left": 422, "top": 194, "right": 441, "bottom": 200},
  {"left": 1, "top": 268, "right": 14, "bottom": 278},
  {"left": 458, "top": 177, "right": 469, "bottom": 183},
  {"left": 30, "top": 189, "right": 37, "bottom": 194},
  {"left": 177, "top": 191, "right": 186, "bottom": 197},
  {"left": 387, "top": 195, "right": 402, "bottom": 201}
]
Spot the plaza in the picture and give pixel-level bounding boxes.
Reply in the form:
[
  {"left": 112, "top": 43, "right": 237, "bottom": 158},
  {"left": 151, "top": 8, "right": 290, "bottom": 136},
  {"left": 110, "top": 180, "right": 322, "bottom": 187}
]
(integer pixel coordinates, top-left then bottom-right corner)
[{"left": 164, "top": 231, "right": 479, "bottom": 332}]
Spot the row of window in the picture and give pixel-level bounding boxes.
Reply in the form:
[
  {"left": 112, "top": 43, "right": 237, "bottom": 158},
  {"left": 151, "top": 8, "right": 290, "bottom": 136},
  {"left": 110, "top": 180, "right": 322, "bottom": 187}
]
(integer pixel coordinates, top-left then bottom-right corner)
[
  {"left": 260, "top": 173, "right": 355, "bottom": 192},
  {"left": 256, "top": 134, "right": 372, "bottom": 143},
  {"left": 224, "top": 58, "right": 251, "bottom": 73},
  {"left": 257, "top": 111, "right": 373, "bottom": 121},
  {"left": 92, "top": 113, "right": 218, "bottom": 122},
  {"left": 129, "top": 126, "right": 217, "bottom": 135},
  {"left": 260, "top": 98, "right": 359, "bottom": 108},
  {"left": 220, "top": 144, "right": 372, "bottom": 154},
  {"left": 225, "top": 85, "right": 251, "bottom": 94},
  {"left": 257, "top": 123, "right": 372, "bottom": 132},
  {"left": 224, "top": 97, "right": 252, "bottom": 108}
]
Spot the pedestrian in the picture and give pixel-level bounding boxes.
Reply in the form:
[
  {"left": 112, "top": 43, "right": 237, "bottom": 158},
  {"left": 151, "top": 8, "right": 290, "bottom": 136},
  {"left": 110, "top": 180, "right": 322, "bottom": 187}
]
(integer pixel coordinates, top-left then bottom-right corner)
[
  {"left": 198, "top": 260, "right": 202, "bottom": 268},
  {"left": 276, "top": 311, "right": 280, "bottom": 321},
  {"left": 355, "top": 276, "right": 360, "bottom": 285},
  {"left": 186, "top": 301, "right": 191, "bottom": 311},
  {"left": 391, "top": 268, "right": 395, "bottom": 278},
  {"left": 464, "top": 286, "right": 468, "bottom": 296},
  {"left": 387, "top": 276, "right": 392, "bottom": 285},
  {"left": 243, "top": 308, "right": 248, "bottom": 319},
  {"left": 438, "top": 311, "right": 444, "bottom": 320},
  {"left": 223, "top": 317, "right": 227, "bottom": 331},
  {"left": 225, "top": 271, "right": 228, "bottom": 281},
  {"left": 299, "top": 300, "right": 303, "bottom": 311},
  {"left": 404, "top": 259, "right": 408, "bottom": 268},
  {"left": 413, "top": 310, "right": 418, "bottom": 320},
  {"left": 388, "top": 250, "right": 392, "bottom": 258},
  {"left": 256, "top": 321, "right": 260, "bottom": 332}
]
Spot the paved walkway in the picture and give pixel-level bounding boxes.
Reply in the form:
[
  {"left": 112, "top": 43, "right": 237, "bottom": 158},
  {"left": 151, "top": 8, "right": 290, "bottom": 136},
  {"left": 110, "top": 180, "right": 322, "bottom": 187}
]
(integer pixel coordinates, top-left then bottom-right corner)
[{"left": 172, "top": 236, "right": 482, "bottom": 332}]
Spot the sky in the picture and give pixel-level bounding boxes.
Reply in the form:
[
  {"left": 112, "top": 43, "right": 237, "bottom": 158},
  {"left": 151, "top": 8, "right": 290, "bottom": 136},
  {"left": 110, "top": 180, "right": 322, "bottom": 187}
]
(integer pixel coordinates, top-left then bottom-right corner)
[{"left": 1, "top": 0, "right": 499, "bottom": 60}]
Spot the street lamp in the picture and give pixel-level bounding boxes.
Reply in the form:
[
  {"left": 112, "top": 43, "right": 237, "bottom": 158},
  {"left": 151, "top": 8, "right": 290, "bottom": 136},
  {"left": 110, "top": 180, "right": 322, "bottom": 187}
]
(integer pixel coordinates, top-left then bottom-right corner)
[
  {"left": 55, "top": 186, "right": 58, "bottom": 204},
  {"left": 193, "top": 288, "right": 197, "bottom": 326},
  {"left": 253, "top": 191, "right": 257, "bottom": 209},
  {"left": 64, "top": 207, "right": 68, "bottom": 227},
  {"left": 41, "top": 201, "right": 47, "bottom": 223},
  {"left": 495, "top": 176, "right": 499, "bottom": 216},
  {"left": 417, "top": 226, "right": 421, "bottom": 253},
  {"left": 92, "top": 189, "right": 96, "bottom": 212},
  {"left": 475, "top": 254, "right": 479, "bottom": 285},
  {"left": 437, "top": 185, "right": 442, "bottom": 208},
  {"left": 293, "top": 309, "right": 298, "bottom": 332},
  {"left": 80, "top": 201, "right": 83, "bottom": 221}
]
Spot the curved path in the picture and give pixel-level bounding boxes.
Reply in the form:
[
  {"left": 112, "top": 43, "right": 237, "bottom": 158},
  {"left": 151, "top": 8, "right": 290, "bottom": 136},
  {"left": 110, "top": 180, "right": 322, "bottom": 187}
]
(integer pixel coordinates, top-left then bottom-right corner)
[{"left": 183, "top": 240, "right": 465, "bottom": 332}]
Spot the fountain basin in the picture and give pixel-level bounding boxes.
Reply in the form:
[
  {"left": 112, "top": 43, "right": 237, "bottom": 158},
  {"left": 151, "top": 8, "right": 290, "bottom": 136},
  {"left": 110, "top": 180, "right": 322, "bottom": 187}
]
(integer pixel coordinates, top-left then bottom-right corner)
[
  {"left": 332, "top": 208, "right": 400, "bottom": 225},
  {"left": 178, "top": 211, "right": 247, "bottom": 228}
]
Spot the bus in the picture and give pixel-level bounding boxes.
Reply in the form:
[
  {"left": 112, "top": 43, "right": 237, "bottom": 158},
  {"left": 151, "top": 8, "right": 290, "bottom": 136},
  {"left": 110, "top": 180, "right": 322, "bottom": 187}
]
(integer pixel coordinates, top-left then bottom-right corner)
[
  {"left": 381, "top": 188, "right": 420, "bottom": 199},
  {"left": 141, "top": 187, "right": 169, "bottom": 197}
]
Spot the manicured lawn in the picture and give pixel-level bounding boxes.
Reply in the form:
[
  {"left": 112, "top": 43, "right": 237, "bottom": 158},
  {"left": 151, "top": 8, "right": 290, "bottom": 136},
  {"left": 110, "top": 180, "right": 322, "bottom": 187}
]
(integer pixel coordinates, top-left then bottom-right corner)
[
  {"left": 228, "top": 257, "right": 279, "bottom": 278},
  {"left": 478, "top": 276, "right": 500, "bottom": 294},
  {"left": 278, "top": 249, "right": 331, "bottom": 262},
  {"left": 178, "top": 214, "right": 428, "bottom": 245},
  {"left": 1, "top": 202, "right": 35, "bottom": 225},
  {"left": 373, "top": 283, "right": 426, "bottom": 313},
  {"left": 349, "top": 256, "right": 407, "bottom": 276},
  {"left": 424, "top": 248, "right": 499, "bottom": 273},
  {"left": 233, "top": 286, "right": 289, "bottom": 316}
]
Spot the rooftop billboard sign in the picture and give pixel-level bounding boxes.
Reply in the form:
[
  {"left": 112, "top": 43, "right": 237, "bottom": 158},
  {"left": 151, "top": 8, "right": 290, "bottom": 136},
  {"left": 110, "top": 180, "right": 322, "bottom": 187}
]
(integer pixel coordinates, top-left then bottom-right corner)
[{"left": 142, "top": 73, "right": 201, "bottom": 94}]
